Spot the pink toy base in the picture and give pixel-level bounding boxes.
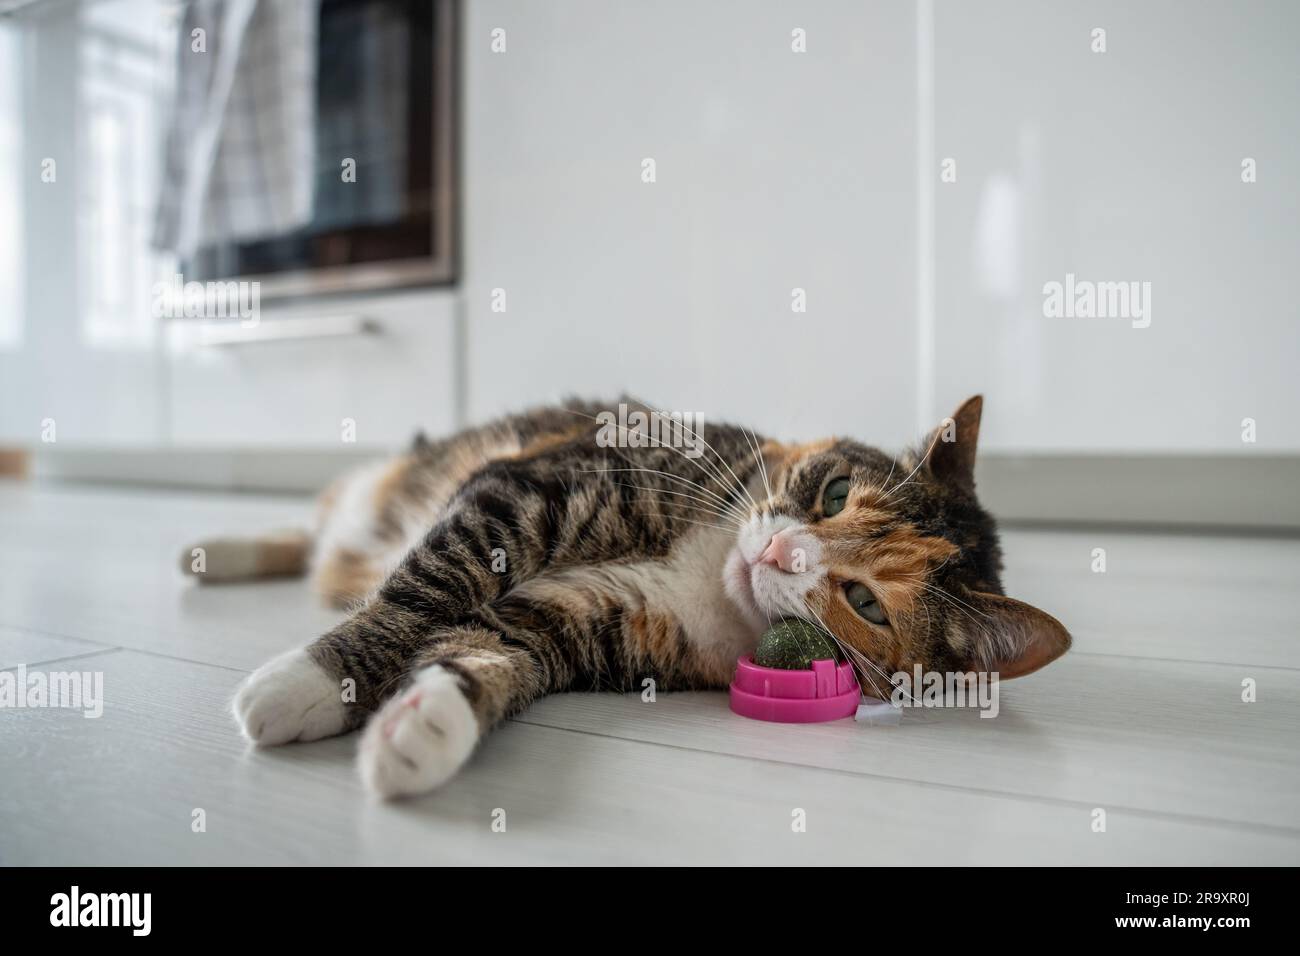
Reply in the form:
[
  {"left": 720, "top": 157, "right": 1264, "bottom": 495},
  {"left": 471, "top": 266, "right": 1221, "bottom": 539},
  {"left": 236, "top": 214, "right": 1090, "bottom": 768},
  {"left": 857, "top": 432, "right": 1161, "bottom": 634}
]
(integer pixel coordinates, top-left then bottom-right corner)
[{"left": 729, "top": 655, "right": 860, "bottom": 723}]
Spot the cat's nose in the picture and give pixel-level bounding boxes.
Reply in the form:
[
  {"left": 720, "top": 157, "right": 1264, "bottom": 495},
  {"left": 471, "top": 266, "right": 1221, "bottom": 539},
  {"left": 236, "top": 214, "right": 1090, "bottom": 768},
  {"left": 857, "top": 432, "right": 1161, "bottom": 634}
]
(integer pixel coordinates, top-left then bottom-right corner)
[{"left": 758, "top": 530, "right": 802, "bottom": 574}]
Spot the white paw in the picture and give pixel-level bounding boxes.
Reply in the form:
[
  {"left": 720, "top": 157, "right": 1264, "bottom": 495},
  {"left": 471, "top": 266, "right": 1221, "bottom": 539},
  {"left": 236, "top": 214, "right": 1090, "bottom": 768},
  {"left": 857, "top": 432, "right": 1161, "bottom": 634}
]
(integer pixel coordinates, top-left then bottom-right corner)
[
  {"left": 358, "top": 665, "right": 479, "bottom": 798},
  {"left": 233, "top": 649, "right": 347, "bottom": 745}
]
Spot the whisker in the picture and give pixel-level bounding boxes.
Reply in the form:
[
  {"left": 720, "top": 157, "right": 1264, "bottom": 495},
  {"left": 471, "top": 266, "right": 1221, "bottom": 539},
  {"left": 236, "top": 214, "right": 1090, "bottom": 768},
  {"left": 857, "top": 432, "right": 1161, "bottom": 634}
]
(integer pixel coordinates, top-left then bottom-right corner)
[
  {"left": 882, "top": 454, "right": 897, "bottom": 491},
  {"left": 879, "top": 427, "right": 943, "bottom": 502},
  {"left": 581, "top": 465, "right": 735, "bottom": 504},
  {"left": 669, "top": 516, "right": 745, "bottom": 535},
  {"left": 741, "top": 426, "right": 773, "bottom": 505},
  {"left": 800, "top": 600, "right": 921, "bottom": 706},
  {"left": 613, "top": 481, "right": 748, "bottom": 528},
  {"left": 610, "top": 482, "right": 744, "bottom": 527},
  {"left": 658, "top": 501, "right": 745, "bottom": 528},
  {"left": 921, "top": 581, "right": 992, "bottom": 622},
  {"left": 581, "top": 466, "right": 748, "bottom": 522},
  {"left": 666, "top": 414, "right": 761, "bottom": 512},
  {"left": 920, "top": 584, "right": 991, "bottom": 640},
  {"left": 564, "top": 407, "right": 758, "bottom": 517},
  {"left": 798, "top": 600, "right": 898, "bottom": 704}
]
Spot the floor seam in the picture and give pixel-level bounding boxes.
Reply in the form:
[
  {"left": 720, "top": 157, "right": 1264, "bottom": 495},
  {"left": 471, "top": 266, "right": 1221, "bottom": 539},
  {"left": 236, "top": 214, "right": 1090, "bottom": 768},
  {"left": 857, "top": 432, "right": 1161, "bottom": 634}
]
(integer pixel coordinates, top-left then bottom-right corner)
[
  {"left": 2, "top": 647, "right": 125, "bottom": 670},
  {"left": 10, "top": 619, "right": 1297, "bottom": 675},
  {"left": 0, "top": 621, "right": 255, "bottom": 674},
  {"left": 94, "top": 647, "right": 252, "bottom": 674},
  {"left": 0, "top": 621, "right": 114, "bottom": 649},
  {"left": 1068, "top": 649, "right": 1300, "bottom": 671},
  {"left": 508, "top": 714, "right": 1300, "bottom": 838}
]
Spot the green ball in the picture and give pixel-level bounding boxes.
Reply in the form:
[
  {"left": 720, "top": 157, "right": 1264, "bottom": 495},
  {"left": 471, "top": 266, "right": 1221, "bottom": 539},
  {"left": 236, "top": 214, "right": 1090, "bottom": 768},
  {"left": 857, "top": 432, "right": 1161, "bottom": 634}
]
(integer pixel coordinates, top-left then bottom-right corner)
[{"left": 753, "top": 618, "right": 841, "bottom": 669}]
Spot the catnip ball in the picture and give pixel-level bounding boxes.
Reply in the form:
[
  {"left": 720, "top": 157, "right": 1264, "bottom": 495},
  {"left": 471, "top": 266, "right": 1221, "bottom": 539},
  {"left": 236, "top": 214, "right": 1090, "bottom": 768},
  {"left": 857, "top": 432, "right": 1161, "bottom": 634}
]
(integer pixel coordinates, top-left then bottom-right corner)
[{"left": 753, "top": 618, "right": 841, "bottom": 669}]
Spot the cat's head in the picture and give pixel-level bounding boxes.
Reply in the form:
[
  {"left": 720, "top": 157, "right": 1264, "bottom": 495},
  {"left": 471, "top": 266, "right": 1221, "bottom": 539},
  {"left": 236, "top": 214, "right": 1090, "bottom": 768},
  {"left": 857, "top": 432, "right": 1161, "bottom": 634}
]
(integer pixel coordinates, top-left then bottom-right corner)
[{"left": 723, "top": 396, "right": 1070, "bottom": 691}]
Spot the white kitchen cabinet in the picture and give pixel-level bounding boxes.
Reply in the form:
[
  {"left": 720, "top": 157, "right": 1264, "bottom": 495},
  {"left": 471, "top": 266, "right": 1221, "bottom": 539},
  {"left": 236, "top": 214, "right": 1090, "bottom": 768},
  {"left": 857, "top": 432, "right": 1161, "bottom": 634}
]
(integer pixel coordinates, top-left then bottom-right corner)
[
  {"left": 165, "top": 291, "right": 461, "bottom": 449},
  {"left": 460, "top": 0, "right": 923, "bottom": 449},
  {"left": 932, "top": 0, "right": 1300, "bottom": 452}
]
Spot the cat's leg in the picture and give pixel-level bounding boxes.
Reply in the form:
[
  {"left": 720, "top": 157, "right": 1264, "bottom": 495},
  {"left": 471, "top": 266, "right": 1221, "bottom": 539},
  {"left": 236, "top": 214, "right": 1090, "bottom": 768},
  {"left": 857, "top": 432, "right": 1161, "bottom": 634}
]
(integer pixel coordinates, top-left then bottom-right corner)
[
  {"left": 309, "top": 455, "right": 432, "bottom": 609},
  {"left": 233, "top": 647, "right": 350, "bottom": 746},
  {"left": 356, "top": 622, "right": 550, "bottom": 797},
  {"left": 234, "top": 473, "right": 584, "bottom": 747}
]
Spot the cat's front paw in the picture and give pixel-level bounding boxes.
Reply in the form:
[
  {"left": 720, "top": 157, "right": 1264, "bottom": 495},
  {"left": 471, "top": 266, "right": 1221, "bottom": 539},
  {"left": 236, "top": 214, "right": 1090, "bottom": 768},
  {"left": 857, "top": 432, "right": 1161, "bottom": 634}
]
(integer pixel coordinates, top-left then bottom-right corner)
[
  {"left": 358, "top": 665, "right": 479, "bottom": 798},
  {"left": 234, "top": 649, "right": 348, "bottom": 745}
]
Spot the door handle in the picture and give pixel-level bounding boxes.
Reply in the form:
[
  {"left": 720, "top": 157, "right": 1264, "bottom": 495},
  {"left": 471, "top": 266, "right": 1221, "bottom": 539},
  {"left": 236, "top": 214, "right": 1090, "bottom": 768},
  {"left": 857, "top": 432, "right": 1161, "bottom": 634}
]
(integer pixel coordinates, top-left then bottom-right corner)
[{"left": 197, "top": 315, "right": 380, "bottom": 347}]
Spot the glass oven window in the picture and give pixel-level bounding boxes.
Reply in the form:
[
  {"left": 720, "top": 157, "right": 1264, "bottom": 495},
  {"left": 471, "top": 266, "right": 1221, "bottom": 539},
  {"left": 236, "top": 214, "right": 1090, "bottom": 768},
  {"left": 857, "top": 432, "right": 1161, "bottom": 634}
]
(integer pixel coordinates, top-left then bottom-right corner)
[{"left": 186, "top": 0, "right": 454, "bottom": 294}]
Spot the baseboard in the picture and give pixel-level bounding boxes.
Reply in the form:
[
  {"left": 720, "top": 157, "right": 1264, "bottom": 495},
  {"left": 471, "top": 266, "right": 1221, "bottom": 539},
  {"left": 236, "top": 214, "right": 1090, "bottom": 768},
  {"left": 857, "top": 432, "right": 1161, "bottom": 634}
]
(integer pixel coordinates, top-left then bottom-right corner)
[
  {"left": 28, "top": 446, "right": 379, "bottom": 495},
  {"left": 973, "top": 454, "right": 1300, "bottom": 532},
  {"left": 19, "top": 446, "right": 1300, "bottom": 532}
]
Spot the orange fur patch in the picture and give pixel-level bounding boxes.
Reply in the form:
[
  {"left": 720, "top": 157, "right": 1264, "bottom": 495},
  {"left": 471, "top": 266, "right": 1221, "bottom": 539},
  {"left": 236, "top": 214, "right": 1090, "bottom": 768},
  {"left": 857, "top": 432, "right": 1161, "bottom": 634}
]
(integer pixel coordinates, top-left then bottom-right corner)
[
  {"left": 764, "top": 438, "right": 835, "bottom": 466},
  {"left": 315, "top": 476, "right": 344, "bottom": 528},
  {"left": 813, "top": 514, "right": 957, "bottom": 619},
  {"left": 624, "top": 606, "right": 684, "bottom": 669},
  {"left": 763, "top": 438, "right": 836, "bottom": 492},
  {"left": 255, "top": 531, "right": 311, "bottom": 576},
  {"left": 371, "top": 455, "right": 414, "bottom": 513},
  {"left": 313, "top": 547, "right": 381, "bottom": 609},
  {"left": 509, "top": 423, "right": 590, "bottom": 461},
  {"left": 864, "top": 526, "right": 957, "bottom": 609},
  {"left": 808, "top": 578, "right": 907, "bottom": 679}
]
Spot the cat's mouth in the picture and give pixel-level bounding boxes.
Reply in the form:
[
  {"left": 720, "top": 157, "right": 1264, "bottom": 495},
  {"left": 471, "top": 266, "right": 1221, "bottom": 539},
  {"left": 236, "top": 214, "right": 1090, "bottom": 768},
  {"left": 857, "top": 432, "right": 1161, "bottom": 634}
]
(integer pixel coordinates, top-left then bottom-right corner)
[
  {"left": 722, "top": 546, "right": 766, "bottom": 627},
  {"left": 723, "top": 539, "right": 825, "bottom": 628}
]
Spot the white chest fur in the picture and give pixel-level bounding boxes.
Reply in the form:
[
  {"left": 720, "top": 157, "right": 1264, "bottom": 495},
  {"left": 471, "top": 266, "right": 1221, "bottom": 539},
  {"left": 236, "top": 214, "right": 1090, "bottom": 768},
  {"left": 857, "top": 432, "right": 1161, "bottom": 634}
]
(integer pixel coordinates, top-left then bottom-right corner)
[{"left": 509, "top": 525, "right": 761, "bottom": 679}]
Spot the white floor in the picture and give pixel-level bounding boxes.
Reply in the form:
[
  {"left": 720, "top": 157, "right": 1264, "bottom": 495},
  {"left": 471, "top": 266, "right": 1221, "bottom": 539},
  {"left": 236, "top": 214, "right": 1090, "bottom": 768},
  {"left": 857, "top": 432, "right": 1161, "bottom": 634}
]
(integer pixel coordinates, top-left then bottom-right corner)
[{"left": 1, "top": 479, "right": 1298, "bottom": 865}]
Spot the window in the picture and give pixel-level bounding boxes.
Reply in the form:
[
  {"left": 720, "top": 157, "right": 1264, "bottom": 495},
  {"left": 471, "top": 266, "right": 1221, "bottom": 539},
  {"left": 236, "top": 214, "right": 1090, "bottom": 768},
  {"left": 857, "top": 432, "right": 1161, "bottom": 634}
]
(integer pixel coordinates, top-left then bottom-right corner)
[
  {"left": 0, "top": 19, "right": 21, "bottom": 349},
  {"left": 77, "top": 0, "right": 176, "bottom": 348}
]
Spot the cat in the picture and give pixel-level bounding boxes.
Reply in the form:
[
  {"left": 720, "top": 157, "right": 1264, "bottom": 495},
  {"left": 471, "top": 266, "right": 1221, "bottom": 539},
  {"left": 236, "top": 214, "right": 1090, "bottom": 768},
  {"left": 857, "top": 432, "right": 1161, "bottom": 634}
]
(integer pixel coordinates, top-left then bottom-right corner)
[{"left": 190, "top": 395, "right": 1070, "bottom": 798}]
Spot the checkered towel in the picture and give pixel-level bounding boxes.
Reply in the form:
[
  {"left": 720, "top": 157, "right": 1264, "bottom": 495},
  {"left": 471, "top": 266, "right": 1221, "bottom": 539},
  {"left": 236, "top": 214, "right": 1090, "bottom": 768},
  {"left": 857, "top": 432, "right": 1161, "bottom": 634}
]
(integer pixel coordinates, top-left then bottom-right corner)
[{"left": 152, "top": 0, "right": 320, "bottom": 256}]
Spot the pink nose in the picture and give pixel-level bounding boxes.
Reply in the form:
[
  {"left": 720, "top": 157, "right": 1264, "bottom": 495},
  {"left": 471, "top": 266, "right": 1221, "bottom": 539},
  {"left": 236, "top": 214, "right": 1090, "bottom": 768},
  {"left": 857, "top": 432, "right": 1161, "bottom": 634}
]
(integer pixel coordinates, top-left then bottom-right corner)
[{"left": 758, "top": 530, "right": 802, "bottom": 573}]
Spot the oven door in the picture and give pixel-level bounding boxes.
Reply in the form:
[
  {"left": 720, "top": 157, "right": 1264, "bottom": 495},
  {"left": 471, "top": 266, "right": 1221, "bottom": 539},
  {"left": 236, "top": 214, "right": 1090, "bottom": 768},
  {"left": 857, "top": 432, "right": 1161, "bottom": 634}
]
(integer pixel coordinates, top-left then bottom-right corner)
[{"left": 182, "top": 0, "right": 458, "bottom": 301}]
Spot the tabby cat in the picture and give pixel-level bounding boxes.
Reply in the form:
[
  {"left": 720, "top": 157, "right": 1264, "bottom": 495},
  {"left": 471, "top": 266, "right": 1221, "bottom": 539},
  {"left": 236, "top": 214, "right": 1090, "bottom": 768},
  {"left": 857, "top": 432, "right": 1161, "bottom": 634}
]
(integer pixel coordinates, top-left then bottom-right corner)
[{"left": 195, "top": 396, "right": 1069, "bottom": 798}]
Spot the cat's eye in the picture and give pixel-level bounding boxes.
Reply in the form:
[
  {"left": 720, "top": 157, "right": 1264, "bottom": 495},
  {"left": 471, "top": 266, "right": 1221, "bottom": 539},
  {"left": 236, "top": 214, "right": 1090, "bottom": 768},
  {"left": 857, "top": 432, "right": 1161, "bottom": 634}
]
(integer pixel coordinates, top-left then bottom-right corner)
[
  {"left": 844, "top": 582, "right": 888, "bottom": 625},
  {"left": 822, "top": 477, "right": 850, "bottom": 517}
]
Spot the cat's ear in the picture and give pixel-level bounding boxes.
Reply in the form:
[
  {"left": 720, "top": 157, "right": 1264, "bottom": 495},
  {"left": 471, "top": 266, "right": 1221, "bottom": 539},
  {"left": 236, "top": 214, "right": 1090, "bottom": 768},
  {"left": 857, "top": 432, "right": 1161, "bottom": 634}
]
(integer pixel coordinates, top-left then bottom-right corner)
[
  {"left": 925, "top": 395, "right": 982, "bottom": 491},
  {"left": 962, "top": 592, "right": 1071, "bottom": 679}
]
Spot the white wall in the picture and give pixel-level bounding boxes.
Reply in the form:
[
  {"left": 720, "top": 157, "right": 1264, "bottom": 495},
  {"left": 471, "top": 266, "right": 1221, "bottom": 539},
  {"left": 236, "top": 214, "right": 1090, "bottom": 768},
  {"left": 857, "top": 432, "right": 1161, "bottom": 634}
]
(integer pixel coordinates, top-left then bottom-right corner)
[
  {"left": 931, "top": 0, "right": 1300, "bottom": 453},
  {"left": 459, "top": 0, "right": 1300, "bottom": 454},
  {"left": 1, "top": 0, "right": 1297, "bottom": 460},
  {"left": 461, "top": 0, "right": 922, "bottom": 449}
]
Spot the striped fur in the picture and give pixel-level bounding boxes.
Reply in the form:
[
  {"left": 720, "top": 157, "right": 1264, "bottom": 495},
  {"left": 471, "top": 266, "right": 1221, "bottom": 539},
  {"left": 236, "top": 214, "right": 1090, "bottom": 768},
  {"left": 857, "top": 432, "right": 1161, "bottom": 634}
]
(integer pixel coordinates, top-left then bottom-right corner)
[{"left": 226, "top": 396, "right": 1070, "bottom": 792}]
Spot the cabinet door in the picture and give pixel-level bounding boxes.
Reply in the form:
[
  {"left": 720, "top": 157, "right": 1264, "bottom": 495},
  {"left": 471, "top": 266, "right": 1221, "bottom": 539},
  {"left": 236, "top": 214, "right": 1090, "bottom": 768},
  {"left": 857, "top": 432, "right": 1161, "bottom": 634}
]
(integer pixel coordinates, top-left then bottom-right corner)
[
  {"left": 461, "top": 0, "right": 922, "bottom": 448},
  {"left": 933, "top": 0, "right": 1300, "bottom": 452},
  {"left": 166, "top": 291, "right": 460, "bottom": 449}
]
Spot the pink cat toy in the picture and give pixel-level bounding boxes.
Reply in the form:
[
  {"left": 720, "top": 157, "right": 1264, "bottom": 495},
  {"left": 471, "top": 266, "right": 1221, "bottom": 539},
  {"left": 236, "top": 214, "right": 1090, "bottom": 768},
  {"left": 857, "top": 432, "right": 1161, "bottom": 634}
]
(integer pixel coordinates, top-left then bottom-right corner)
[{"left": 729, "top": 655, "right": 861, "bottom": 723}]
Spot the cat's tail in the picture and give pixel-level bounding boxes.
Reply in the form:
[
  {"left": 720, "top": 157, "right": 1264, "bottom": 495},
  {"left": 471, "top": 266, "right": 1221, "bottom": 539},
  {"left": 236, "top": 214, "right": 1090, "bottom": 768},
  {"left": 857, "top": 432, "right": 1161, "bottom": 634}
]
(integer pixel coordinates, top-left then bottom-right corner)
[{"left": 178, "top": 529, "right": 312, "bottom": 583}]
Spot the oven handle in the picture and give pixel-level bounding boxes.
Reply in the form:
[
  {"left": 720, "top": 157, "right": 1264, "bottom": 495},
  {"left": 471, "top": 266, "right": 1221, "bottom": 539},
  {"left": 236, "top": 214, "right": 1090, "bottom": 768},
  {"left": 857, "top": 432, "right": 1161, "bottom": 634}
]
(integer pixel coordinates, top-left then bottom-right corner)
[{"left": 195, "top": 315, "right": 381, "bottom": 347}]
